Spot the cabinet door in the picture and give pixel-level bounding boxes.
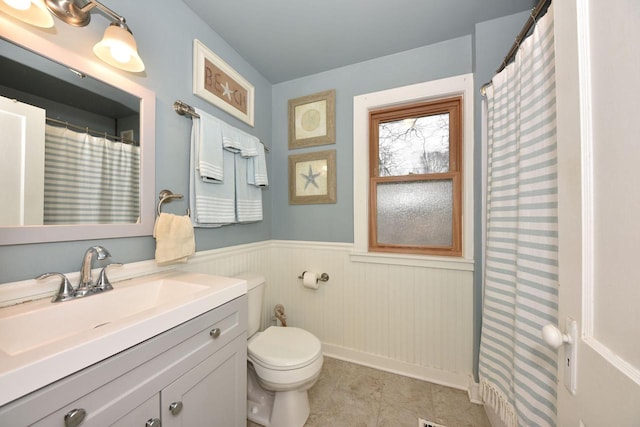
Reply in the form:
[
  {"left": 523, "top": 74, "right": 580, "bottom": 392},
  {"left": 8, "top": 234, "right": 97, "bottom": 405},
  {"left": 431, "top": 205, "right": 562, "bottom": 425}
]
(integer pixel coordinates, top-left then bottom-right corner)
[{"left": 161, "top": 335, "right": 247, "bottom": 427}]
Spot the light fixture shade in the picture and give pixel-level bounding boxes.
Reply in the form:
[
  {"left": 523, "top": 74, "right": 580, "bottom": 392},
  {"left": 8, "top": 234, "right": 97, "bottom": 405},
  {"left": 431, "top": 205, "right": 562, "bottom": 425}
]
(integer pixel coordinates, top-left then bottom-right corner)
[
  {"left": 0, "top": 0, "right": 54, "bottom": 27},
  {"left": 93, "top": 23, "right": 145, "bottom": 72}
]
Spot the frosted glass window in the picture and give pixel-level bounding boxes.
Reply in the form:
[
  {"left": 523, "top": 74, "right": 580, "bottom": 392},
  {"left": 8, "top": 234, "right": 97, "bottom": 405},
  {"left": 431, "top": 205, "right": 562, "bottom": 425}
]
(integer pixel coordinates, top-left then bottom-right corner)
[
  {"left": 369, "top": 96, "right": 462, "bottom": 256},
  {"left": 378, "top": 113, "right": 450, "bottom": 176},
  {"left": 376, "top": 180, "right": 453, "bottom": 247}
]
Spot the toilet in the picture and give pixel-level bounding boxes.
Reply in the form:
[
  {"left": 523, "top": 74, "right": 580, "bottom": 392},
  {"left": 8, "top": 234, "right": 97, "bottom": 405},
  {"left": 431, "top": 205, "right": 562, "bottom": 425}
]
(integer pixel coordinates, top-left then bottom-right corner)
[{"left": 238, "top": 273, "right": 323, "bottom": 427}]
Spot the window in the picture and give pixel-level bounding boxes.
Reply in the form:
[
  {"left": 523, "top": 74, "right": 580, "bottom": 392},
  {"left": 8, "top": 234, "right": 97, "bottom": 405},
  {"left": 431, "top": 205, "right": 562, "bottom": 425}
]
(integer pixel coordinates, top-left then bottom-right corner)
[
  {"left": 352, "top": 74, "right": 474, "bottom": 268},
  {"left": 369, "top": 97, "right": 462, "bottom": 256}
]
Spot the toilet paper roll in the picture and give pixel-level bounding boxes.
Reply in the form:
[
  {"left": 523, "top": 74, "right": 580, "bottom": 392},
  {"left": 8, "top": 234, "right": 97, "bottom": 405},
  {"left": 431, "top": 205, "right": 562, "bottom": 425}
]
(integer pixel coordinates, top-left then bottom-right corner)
[{"left": 302, "top": 271, "right": 319, "bottom": 289}]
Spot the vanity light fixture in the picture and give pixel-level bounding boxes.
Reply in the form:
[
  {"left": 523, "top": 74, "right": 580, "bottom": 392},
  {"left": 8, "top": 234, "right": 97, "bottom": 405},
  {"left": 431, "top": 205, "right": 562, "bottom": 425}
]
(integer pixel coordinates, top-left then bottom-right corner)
[
  {"left": 0, "top": 0, "right": 145, "bottom": 72},
  {"left": 93, "top": 21, "right": 145, "bottom": 72},
  {"left": 0, "top": 0, "right": 54, "bottom": 27},
  {"left": 46, "top": 0, "right": 145, "bottom": 72}
]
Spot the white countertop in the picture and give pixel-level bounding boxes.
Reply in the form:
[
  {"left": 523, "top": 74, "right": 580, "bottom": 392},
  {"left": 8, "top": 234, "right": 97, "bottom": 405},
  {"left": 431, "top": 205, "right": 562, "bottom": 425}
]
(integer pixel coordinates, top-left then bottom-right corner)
[{"left": 0, "top": 271, "right": 246, "bottom": 407}]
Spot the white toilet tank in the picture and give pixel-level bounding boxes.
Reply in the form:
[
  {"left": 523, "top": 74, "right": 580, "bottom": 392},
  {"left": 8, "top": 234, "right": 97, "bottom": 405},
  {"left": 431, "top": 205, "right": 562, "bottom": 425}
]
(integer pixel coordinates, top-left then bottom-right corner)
[{"left": 235, "top": 272, "right": 265, "bottom": 337}]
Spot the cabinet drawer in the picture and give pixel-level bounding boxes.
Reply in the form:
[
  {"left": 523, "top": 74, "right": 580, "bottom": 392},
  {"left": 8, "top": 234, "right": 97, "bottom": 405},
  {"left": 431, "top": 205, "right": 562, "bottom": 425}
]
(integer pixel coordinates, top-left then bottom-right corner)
[{"left": 184, "top": 295, "right": 247, "bottom": 357}]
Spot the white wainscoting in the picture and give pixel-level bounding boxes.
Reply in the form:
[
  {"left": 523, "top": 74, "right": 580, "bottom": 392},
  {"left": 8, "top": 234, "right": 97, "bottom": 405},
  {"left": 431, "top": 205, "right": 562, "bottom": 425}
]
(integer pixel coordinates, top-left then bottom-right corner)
[
  {"left": 265, "top": 240, "right": 474, "bottom": 390},
  {"left": 134, "top": 239, "right": 474, "bottom": 389},
  {"left": 1, "top": 239, "right": 475, "bottom": 390}
]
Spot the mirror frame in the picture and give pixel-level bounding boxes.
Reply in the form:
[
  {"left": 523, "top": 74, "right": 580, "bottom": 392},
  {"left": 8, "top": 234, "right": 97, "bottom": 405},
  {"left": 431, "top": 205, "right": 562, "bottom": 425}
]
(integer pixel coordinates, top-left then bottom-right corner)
[{"left": 0, "top": 16, "right": 156, "bottom": 245}]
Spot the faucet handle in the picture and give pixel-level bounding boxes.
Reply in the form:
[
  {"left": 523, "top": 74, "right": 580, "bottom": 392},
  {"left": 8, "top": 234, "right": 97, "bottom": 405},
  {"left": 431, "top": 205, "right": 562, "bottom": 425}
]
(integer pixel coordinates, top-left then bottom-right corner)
[
  {"left": 35, "top": 272, "right": 75, "bottom": 303},
  {"left": 95, "top": 263, "right": 123, "bottom": 292}
]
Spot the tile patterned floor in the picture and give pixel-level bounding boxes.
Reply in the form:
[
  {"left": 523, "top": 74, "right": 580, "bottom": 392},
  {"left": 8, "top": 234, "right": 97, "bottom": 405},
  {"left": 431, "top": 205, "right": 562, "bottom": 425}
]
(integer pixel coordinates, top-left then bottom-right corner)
[{"left": 247, "top": 356, "right": 491, "bottom": 427}]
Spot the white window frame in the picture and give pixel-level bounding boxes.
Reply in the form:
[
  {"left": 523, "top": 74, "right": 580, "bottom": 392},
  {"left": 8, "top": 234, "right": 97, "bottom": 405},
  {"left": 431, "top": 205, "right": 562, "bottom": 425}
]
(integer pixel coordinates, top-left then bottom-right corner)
[{"left": 352, "top": 74, "right": 475, "bottom": 270}]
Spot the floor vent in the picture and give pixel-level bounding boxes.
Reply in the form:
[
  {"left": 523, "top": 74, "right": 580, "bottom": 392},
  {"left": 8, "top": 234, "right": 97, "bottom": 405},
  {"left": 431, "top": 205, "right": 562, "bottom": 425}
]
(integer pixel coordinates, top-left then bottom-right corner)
[{"left": 418, "top": 418, "right": 447, "bottom": 427}]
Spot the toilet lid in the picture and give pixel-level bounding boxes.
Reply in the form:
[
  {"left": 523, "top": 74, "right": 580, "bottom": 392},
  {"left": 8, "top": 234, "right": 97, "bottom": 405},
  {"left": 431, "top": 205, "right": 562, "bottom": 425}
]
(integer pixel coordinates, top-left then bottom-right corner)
[{"left": 248, "top": 326, "right": 322, "bottom": 370}]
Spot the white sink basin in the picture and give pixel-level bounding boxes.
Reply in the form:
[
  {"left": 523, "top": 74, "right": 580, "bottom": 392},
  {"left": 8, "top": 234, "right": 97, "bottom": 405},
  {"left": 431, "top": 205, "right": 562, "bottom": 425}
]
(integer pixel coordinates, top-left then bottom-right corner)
[
  {"left": 0, "top": 271, "right": 246, "bottom": 406},
  {"left": 0, "top": 278, "right": 208, "bottom": 356}
]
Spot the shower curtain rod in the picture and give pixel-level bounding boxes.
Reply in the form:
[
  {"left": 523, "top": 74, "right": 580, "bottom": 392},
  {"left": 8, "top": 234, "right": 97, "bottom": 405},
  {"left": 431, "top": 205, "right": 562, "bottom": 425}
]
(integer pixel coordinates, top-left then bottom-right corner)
[
  {"left": 173, "top": 100, "right": 270, "bottom": 152},
  {"left": 480, "top": 0, "right": 552, "bottom": 96},
  {"left": 46, "top": 117, "right": 137, "bottom": 145}
]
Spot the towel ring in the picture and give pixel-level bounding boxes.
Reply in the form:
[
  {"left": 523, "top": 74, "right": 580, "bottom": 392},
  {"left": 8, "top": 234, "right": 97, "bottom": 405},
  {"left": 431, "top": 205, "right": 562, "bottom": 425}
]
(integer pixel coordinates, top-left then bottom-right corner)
[{"left": 157, "top": 189, "right": 190, "bottom": 216}]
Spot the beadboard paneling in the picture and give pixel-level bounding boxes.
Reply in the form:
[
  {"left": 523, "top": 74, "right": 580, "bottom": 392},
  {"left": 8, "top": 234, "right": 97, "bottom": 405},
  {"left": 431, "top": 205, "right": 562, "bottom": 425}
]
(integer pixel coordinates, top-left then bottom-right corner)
[
  {"left": 267, "top": 241, "right": 474, "bottom": 389},
  {"left": 171, "top": 240, "right": 474, "bottom": 389},
  {"left": 180, "top": 241, "right": 272, "bottom": 329}
]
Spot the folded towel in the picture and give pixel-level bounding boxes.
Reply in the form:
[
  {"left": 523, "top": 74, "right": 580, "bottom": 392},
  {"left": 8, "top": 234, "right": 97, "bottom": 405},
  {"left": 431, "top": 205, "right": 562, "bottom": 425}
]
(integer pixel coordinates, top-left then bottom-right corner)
[
  {"left": 153, "top": 213, "right": 195, "bottom": 265},
  {"left": 190, "top": 121, "right": 236, "bottom": 227},
  {"left": 221, "top": 122, "right": 259, "bottom": 157},
  {"left": 247, "top": 139, "right": 269, "bottom": 187},
  {"left": 221, "top": 123, "right": 242, "bottom": 153},
  {"left": 239, "top": 132, "right": 259, "bottom": 157},
  {"left": 194, "top": 108, "right": 224, "bottom": 183},
  {"left": 235, "top": 154, "right": 263, "bottom": 223}
]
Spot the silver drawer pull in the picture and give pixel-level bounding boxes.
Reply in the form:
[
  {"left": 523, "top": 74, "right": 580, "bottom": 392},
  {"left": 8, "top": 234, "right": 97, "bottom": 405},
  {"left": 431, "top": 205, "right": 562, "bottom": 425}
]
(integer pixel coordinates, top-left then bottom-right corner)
[
  {"left": 209, "top": 328, "right": 221, "bottom": 338},
  {"left": 146, "top": 417, "right": 161, "bottom": 427},
  {"left": 64, "top": 408, "right": 86, "bottom": 427},
  {"left": 169, "top": 400, "right": 183, "bottom": 415}
]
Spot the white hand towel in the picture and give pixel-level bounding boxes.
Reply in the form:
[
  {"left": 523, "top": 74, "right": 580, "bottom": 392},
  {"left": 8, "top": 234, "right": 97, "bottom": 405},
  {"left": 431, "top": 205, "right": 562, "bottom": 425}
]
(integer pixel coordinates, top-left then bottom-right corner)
[
  {"left": 194, "top": 150, "right": 237, "bottom": 225},
  {"left": 235, "top": 153, "right": 263, "bottom": 223},
  {"left": 153, "top": 213, "right": 195, "bottom": 265},
  {"left": 247, "top": 139, "right": 268, "bottom": 187},
  {"left": 194, "top": 108, "right": 224, "bottom": 183}
]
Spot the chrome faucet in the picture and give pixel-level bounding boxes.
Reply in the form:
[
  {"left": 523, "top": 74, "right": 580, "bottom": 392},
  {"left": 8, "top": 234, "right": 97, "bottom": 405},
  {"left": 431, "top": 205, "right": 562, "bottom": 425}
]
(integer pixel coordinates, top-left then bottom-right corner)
[
  {"left": 36, "top": 245, "right": 120, "bottom": 302},
  {"left": 76, "top": 245, "right": 111, "bottom": 296}
]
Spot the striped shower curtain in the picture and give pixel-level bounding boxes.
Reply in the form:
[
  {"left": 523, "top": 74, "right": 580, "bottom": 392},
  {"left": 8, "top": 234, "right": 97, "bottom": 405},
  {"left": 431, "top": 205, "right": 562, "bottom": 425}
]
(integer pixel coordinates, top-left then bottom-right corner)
[
  {"left": 479, "top": 5, "right": 558, "bottom": 427},
  {"left": 43, "top": 125, "right": 140, "bottom": 224}
]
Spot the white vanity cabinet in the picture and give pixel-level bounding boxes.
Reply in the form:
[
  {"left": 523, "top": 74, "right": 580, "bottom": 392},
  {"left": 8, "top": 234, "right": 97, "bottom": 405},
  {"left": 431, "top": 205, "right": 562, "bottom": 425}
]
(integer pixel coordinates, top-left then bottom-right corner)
[{"left": 0, "top": 295, "right": 247, "bottom": 426}]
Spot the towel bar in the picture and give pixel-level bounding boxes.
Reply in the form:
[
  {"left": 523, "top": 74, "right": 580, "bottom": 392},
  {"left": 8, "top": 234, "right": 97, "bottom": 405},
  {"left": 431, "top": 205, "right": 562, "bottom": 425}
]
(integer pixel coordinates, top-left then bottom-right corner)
[
  {"left": 157, "top": 189, "right": 190, "bottom": 216},
  {"left": 173, "top": 100, "right": 270, "bottom": 152}
]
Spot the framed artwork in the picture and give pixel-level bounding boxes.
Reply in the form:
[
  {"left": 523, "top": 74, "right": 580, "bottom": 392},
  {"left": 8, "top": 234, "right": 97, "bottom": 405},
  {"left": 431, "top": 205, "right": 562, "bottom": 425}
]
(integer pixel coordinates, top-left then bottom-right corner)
[
  {"left": 193, "top": 39, "right": 255, "bottom": 127},
  {"left": 288, "top": 150, "right": 336, "bottom": 204},
  {"left": 288, "top": 89, "right": 335, "bottom": 149}
]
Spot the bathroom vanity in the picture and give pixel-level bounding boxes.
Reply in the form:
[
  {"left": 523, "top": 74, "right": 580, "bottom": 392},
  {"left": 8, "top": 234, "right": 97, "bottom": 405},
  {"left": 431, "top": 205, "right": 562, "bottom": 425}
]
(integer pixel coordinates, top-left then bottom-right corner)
[{"left": 0, "top": 272, "right": 248, "bottom": 426}]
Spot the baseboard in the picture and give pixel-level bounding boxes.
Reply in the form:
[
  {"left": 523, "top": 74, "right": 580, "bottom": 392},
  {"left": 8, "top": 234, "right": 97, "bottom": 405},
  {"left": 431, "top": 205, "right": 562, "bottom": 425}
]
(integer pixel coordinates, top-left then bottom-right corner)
[
  {"left": 467, "top": 375, "right": 483, "bottom": 404},
  {"left": 322, "top": 343, "right": 470, "bottom": 392}
]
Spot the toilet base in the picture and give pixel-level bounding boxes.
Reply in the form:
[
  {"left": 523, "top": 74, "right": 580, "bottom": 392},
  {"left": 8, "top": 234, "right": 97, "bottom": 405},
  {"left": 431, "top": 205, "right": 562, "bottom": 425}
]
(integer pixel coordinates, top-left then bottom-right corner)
[
  {"left": 271, "top": 389, "right": 310, "bottom": 427},
  {"left": 247, "top": 367, "right": 273, "bottom": 426},
  {"left": 247, "top": 363, "right": 311, "bottom": 427}
]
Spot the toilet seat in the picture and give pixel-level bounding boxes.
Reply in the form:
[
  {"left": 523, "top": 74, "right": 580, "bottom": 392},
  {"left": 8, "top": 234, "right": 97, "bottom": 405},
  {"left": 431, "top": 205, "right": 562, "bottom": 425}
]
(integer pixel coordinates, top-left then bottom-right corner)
[{"left": 248, "top": 326, "right": 322, "bottom": 370}]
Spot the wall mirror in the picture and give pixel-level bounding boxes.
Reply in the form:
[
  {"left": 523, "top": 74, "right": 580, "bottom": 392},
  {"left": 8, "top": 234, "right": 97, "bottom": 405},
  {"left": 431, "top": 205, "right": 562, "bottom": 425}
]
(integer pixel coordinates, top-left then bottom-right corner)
[{"left": 0, "top": 18, "right": 155, "bottom": 245}]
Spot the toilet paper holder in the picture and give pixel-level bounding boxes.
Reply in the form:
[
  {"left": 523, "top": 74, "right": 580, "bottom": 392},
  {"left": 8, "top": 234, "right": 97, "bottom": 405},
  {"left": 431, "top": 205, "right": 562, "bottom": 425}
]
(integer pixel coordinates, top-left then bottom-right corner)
[{"left": 297, "top": 271, "right": 330, "bottom": 283}]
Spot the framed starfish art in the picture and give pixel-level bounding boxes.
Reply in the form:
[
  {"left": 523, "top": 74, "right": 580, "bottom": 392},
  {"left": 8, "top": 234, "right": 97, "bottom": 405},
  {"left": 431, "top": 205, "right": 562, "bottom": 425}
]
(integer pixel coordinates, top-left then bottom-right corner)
[
  {"left": 288, "top": 150, "right": 336, "bottom": 204},
  {"left": 192, "top": 39, "right": 255, "bottom": 126}
]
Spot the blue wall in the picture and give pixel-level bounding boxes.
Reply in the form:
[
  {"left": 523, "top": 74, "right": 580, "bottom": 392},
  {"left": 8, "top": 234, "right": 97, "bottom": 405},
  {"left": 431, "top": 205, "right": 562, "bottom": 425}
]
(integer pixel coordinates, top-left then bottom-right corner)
[
  {"left": 0, "top": 0, "right": 272, "bottom": 283},
  {"left": 0, "top": 0, "right": 531, "bottom": 327},
  {"left": 271, "top": 36, "right": 472, "bottom": 241}
]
